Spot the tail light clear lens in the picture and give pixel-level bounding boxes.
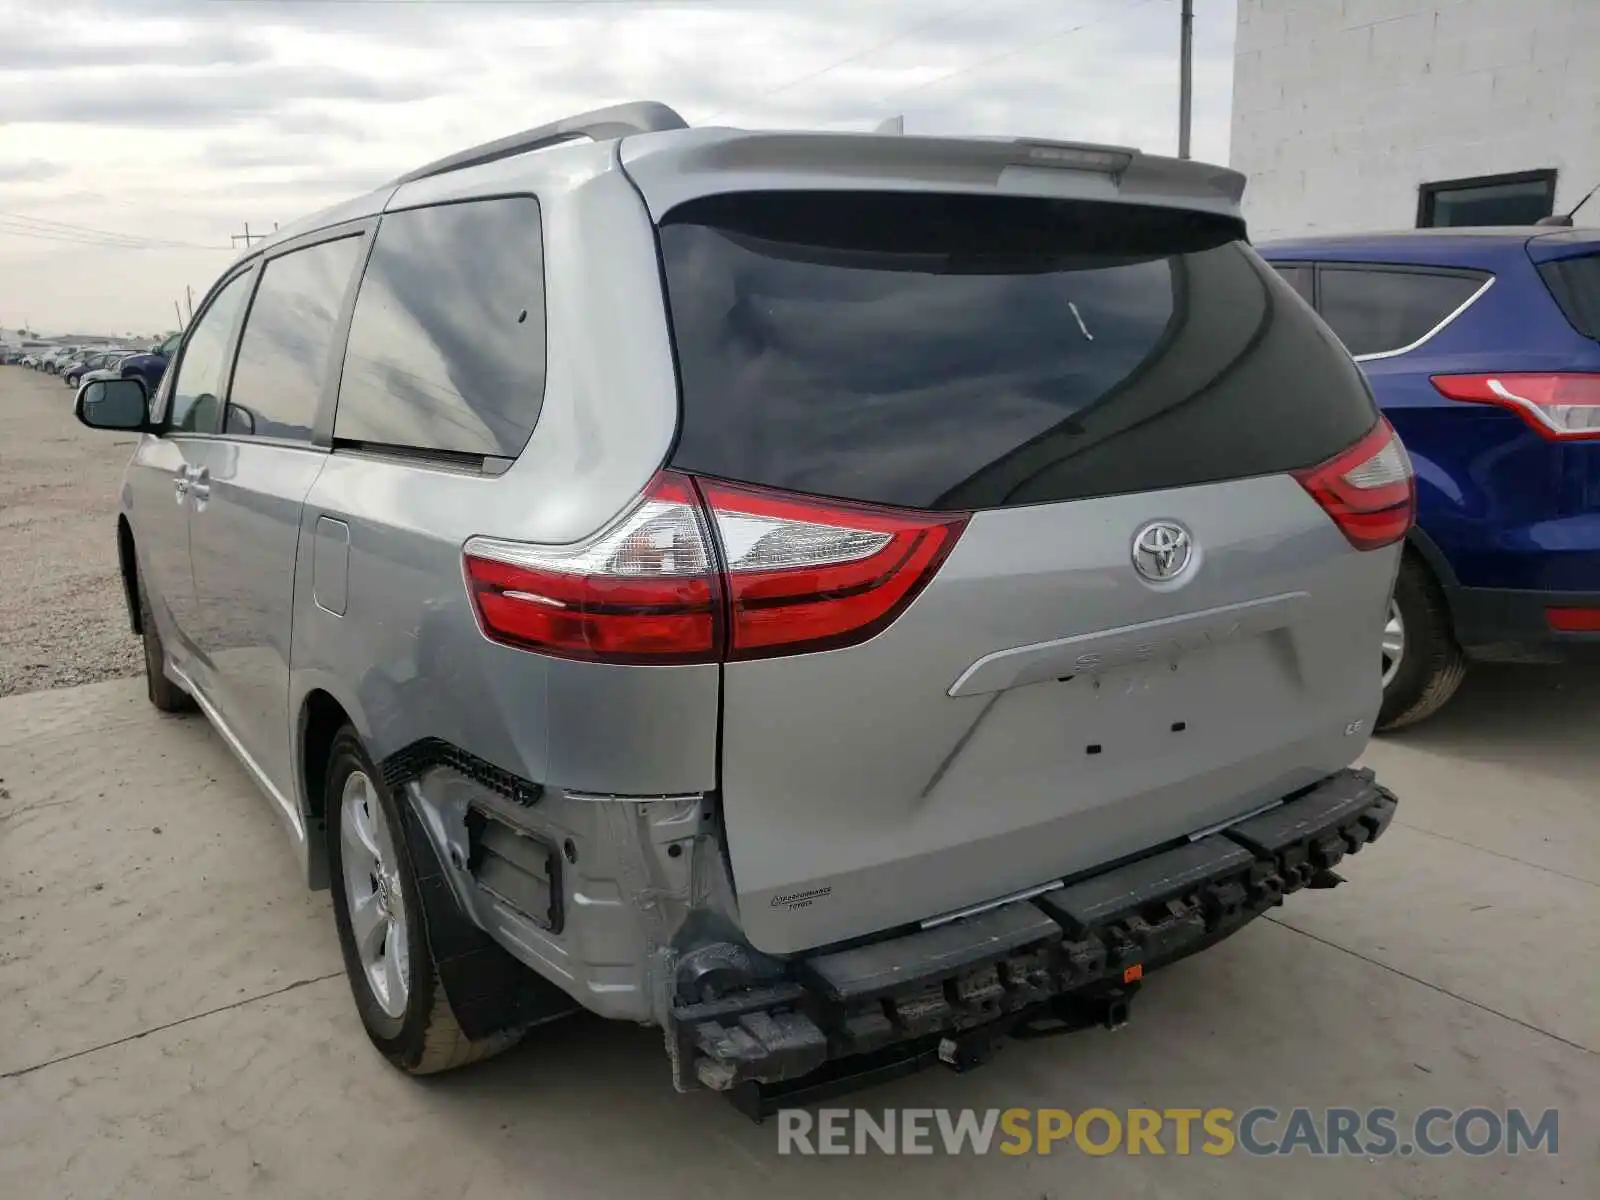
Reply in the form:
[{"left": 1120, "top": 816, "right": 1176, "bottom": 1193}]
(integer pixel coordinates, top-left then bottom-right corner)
[
  {"left": 1431, "top": 373, "right": 1600, "bottom": 440},
  {"left": 698, "top": 479, "right": 969, "bottom": 659},
  {"left": 464, "top": 474, "right": 970, "bottom": 663},
  {"left": 463, "top": 473, "right": 721, "bottom": 663},
  {"left": 1293, "top": 419, "right": 1415, "bottom": 551}
]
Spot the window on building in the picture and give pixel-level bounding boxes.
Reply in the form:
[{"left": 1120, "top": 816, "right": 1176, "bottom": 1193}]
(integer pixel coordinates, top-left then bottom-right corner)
[
  {"left": 227, "top": 235, "right": 365, "bottom": 442},
  {"left": 1317, "top": 267, "right": 1489, "bottom": 357},
  {"left": 334, "top": 197, "right": 547, "bottom": 461},
  {"left": 1417, "top": 171, "right": 1557, "bottom": 228}
]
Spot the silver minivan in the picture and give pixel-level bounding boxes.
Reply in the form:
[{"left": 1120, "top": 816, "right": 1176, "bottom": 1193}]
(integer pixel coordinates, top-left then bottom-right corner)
[{"left": 76, "top": 102, "right": 1405, "bottom": 1113}]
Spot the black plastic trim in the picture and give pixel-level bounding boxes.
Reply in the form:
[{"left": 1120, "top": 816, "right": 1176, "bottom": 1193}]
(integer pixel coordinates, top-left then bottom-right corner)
[{"left": 379, "top": 738, "right": 542, "bottom": 806}]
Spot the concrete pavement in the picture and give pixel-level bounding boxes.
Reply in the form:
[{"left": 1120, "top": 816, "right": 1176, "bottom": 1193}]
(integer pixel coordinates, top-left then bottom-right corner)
[{"left": 1, "top": 666, "right": 1595, "bottom": 1198}]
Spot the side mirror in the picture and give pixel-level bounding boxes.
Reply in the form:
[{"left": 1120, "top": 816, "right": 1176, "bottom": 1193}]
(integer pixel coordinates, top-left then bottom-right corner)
[{"left": 76, "top": 378, "right": 151, "bottom": 432}]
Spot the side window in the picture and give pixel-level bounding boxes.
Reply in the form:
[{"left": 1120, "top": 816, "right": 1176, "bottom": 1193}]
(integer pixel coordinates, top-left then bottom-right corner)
[
  {"left": 1270, "top": 263, "right": 1314, "bottom": 304},
  {"left": 167, "top": 271, "right": 252, "bottom": 433},
  {"left": 226, "top": 235, "right": 364, "bottom": 441},
  {"left": 1317, "top": 267, "right": 1486, "bottom": 357},
  {"left": 334, "top": 197, "right": 546, "bottom": 459}
]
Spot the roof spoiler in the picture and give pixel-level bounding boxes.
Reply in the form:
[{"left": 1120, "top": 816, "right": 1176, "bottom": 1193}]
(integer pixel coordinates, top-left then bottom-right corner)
[{"left": 389, "top": 100, "right": 689, "bottom": 187}]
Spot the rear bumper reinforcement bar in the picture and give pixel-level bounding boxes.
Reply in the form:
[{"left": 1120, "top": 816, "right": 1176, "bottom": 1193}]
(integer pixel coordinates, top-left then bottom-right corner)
[{"left": 669, "top": 767, "right": 1398, "bottom": 1120}]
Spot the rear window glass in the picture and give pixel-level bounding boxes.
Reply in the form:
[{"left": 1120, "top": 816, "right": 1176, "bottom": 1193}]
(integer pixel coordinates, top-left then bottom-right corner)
[
  {"left": 1538, "top": 253, "right": 1600, "bottom": 340},
  {"left": 1317, "top": 267, "right": 1485, "bottom": 357},
  {"left": 658, "top": 192, "right": 1377, "bottom": 511},
  {"left": 334, "top": 197, "right": 546, "bottom": 460}
]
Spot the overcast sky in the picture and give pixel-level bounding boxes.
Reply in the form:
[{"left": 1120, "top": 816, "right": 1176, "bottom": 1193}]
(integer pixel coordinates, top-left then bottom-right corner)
[{"left": 0, "top": 0, "right": 1237, "bottom": 336}]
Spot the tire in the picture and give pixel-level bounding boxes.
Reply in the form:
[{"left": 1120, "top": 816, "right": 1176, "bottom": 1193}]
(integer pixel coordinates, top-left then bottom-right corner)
[
  {"left": 135, "top": 566, "right": 198, "bottom": 713},
  {"left": 326, "top": 728, "right": 523, "bottom": 1074},
  {"left": 1376, "top": 555, "right": 1467, "bottom": 732}
]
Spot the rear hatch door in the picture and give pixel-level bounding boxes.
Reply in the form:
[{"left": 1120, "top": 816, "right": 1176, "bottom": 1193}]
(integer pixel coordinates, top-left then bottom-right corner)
[{"left": 656, "top": 189, "right": 1398, "bottom": 954}]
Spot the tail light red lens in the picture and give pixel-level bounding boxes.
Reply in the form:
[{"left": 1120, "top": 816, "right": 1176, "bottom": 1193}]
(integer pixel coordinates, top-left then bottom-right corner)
[
  {"left": 697, "top": 479, "right": 969, "bottom": 659},
  {"left": 1431, "top": 373, "right": 1600, "bottom": 440},
  {"left": 464, "top": 473, "right": 969, "bottom": 663},
  {"left": 1547, "top": 607, "right": 1600, "bottom": 632},
  {"left": 463, "top": 473, "right": 721, "bottom": 663},
  {"left": 1292, "top": 418, "right": 1415, "bottom": 551}
]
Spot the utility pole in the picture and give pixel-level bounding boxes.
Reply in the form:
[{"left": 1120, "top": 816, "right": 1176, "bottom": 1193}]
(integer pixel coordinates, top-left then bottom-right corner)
[
  {"left": 230, "top": 221, "right": 269, "bottom": 249},
  {"left": 174, "top": 300, "right": 185, "bottom": 331},
  {"left": 1178, "top": 0, "right": 1194, "bottom": 159},
  {"left": 185, "top": 286, "right": 194, "bottom": 323}
]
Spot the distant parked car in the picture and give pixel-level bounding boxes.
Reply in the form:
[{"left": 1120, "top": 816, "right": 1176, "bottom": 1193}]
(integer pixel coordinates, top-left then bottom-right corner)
[
  {"left": 63, "top": 351, "right": 128, "bottom": 387},
  {"left": 78, "top": 354, "right": 134, "bottom": 388},
  {"left": 1260, "top": 226, "right": 1600, "bottom": 730},
  {"left": 117, "top": 332, "right": 181, "bottom": 391}
]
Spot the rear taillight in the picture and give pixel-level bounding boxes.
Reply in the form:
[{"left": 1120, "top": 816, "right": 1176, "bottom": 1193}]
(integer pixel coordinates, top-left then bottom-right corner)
[
  {"left": 1292, "top": 419, "right": 1415, "bottom": 551},
  {"left": 1431, "top": 373, "right": 1600, "bottom": 441},
  {"left": 464, "top": 473, "right": 968, "bottom": 663},
  {"left": 698, "top": 479, "right": 969, "bottom": 660},
  {"left": 463, "top": 473, "right": 721, "bottom": 663},
  {"left": 1547, "top": 607, "right": 1600, "bottom": 632}
]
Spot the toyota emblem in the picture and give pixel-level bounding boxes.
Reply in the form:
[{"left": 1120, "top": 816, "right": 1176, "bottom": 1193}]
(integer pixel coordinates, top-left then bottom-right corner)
[{"left": 1132, "top": 520, "right": 1193, "bottom": 583}]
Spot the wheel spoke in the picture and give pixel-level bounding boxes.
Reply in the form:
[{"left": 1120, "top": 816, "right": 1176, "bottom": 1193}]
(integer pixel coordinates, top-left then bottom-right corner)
[
  {"left": 380, "top": 926, "right": 408, "bottom": 1012},
  {"left": 345, "top": 783, "right": 382, "bottom": 862},
  {"left": 340, "top": 806, "right": 378, "bottom": 877},
  {"left": 349, "top": 890, "right": 386, "bottom": 960}
]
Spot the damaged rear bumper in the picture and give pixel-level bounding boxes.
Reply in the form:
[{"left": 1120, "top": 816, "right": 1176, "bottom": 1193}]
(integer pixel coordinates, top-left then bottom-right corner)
[{"left": 672, "top": 767, "right": 1397, "bottom": 1118}]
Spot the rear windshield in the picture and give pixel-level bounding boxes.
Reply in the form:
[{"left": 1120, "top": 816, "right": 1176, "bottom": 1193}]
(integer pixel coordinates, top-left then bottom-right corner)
[
  {"left": 658, "top": 192, "right": 1378, "bottom": 511},
  {"left": 1539, "top": 253, "right": 1600, "bottom": 340}
]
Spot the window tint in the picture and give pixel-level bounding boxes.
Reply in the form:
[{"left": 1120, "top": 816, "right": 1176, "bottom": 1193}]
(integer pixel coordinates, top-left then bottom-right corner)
[
  {"left": 167, "top": 271, "right": 252, "bottom": 433},
  {"left": 227, "top": 235, "right": 363, "bottom": 442},
  {"left": 1539, "top": 253, "right": 1600, "bottom": 341},
  {"left": 659, "top": 192, "right": 1377, "bottom": 511},
  {"left": 1317, "top": 267, "right": 1485, "bottom": 357},
  {"left": 334, "top": 197, "right": 546, "bottom": 459}
]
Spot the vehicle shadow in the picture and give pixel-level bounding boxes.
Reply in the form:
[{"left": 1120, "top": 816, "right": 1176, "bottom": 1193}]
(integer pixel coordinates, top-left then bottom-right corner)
[{"left": 1377, "top": 661, "right": 1600, "bottom": 786}]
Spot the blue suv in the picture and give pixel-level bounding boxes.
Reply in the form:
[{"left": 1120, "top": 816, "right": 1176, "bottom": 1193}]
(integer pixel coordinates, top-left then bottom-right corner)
[
  {"left": 117, "top": 330, "right": 182, "bottom": 393},
  {"left": 1260, "top": 228, "right": 1600, "bottom": 729}
]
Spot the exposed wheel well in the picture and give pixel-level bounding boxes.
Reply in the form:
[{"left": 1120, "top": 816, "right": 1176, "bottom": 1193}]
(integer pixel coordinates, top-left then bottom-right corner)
[
  {"left": 116, "top": 517, "right": 141, "bottom": 635},
  {"left": 300, "top": 689, "right": 351, "bottom": 890}
]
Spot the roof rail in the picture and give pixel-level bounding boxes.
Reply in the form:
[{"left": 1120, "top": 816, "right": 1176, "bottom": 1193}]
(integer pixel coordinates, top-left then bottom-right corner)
[{"left": 390, "top": 100, "right": 689, "bottom": 187}]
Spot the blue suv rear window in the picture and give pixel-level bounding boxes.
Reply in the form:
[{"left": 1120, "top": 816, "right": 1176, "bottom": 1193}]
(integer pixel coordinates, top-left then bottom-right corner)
[
  {"left": 1539, "top": 253, "right": 1600, "bottom": 341},
  {"left": 658, "top": 191, "right": 1378, "bottom": 511}
]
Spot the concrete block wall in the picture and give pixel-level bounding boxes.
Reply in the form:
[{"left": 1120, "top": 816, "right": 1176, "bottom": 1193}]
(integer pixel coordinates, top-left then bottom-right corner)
[{"left": 1230, "top": 0, "right": 1600, "bottom": 240}]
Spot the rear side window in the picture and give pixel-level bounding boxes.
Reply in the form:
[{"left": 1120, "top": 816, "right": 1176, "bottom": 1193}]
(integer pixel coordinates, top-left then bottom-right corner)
[
  {"left": 1538, "top": 254, "right": 1600, "bottom": 340},
  {"left": 658, "top": 192, "right": 1377, "bottom": 511},
  {"left": 334, "top": 197, "right": 546, "bottom": 460},
  {"left": 1317, "top": 267, "right": 1485, "bottom": 357},
  {"left": 227, "top": 235, "right": 364, "bottom": 441}
]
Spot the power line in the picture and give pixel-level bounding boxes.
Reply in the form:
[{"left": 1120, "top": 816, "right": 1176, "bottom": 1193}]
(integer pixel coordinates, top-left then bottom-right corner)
[
  {"left": 870, "top": 0, "right": 1168, "bottom": 108},
  {"left": 0, "top": 211, "right": 228, "bottom": 251},
  {"left": 700, "top": 0, "right": 1000, "bottom": 124}
]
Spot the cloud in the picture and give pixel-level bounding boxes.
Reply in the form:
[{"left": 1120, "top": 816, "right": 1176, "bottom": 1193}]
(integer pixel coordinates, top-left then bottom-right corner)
[
  {"left": 0, "top": 160, "right": 65, "bottom": 184},
  {"left": 0, "top": 0, "right": 1240, "bottom": 333},
  {"left": 1, "top": 63, "right": 441, "bottom": 127}
]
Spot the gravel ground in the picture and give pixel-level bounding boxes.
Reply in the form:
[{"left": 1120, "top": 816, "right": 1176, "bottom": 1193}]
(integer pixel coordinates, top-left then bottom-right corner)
[{"left": 0, "top": 366, "right": 143, "bottom": 695}]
